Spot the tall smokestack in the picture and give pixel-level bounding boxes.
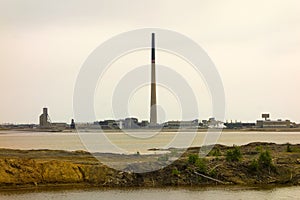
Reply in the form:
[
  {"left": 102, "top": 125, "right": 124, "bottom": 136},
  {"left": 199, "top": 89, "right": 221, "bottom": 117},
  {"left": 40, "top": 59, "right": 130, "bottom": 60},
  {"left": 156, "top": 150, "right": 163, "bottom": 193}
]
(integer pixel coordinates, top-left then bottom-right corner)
[{"left": 150, "top": 33, "right": 157, "bottom": 125}]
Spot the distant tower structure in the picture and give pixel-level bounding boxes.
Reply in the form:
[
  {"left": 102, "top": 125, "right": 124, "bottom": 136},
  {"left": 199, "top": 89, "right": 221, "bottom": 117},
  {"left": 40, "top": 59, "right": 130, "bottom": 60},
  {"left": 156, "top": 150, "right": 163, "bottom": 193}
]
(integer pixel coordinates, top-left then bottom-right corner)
[
  {"left": 39, "top": 107, "right": 51, "bottom": 128},
  {"left": 70, "top": 119, "right": 76, "bottom": 129},
  {"left": 150, "top": 33, "right": 157, "bottom": 125},
  {"left": 262, "top": 113, "right": 270, "bottom": 121}
]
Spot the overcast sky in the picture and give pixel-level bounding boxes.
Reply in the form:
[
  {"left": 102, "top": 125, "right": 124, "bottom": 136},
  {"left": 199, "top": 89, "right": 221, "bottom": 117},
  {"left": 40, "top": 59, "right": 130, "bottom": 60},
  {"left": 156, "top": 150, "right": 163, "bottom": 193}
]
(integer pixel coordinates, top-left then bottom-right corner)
[{"left": 1, "top": 0, "right": 300, "bottom": 124}]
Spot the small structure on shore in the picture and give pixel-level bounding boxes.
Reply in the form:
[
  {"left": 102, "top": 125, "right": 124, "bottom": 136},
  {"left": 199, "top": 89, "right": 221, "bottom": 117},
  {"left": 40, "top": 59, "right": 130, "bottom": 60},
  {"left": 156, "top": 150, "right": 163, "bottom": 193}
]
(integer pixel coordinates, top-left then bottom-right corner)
[
  {"left": 39, "top": 107, "right": 68, "bottom": 130},
  {"left": 70, "top": 119, "right": 76, "bottom": 129},
  {"left": 39, "top": 108, "right": 51, "bottom": 128}
]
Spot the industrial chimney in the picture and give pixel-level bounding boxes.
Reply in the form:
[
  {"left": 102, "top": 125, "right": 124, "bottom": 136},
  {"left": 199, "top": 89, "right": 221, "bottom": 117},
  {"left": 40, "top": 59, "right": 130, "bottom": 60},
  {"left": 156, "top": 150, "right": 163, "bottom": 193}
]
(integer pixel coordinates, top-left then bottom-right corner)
[{"left": 150, "top": 33, "right": 157, "bottom": 125}]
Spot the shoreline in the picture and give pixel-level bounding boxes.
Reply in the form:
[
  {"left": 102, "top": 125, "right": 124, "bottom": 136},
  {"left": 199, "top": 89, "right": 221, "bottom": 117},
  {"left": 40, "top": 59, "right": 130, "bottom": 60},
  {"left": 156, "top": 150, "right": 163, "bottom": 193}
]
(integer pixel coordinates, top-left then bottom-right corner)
[
  {"left": 1, "top": 127, "right": 300, "bottom": 133},
  {"left": 1, "top": 142, "right": 300, "bottom": 190},
  {"left": 0, "top": 182, "right": 293, "bottom": 192}
]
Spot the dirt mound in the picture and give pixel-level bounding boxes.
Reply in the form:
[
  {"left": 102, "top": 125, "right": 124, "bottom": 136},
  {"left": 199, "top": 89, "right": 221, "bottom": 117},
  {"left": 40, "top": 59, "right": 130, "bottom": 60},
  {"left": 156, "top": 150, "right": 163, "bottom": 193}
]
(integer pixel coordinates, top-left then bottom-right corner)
[{"left": 0, "top": 143, "right": 300, "bottom": 188}]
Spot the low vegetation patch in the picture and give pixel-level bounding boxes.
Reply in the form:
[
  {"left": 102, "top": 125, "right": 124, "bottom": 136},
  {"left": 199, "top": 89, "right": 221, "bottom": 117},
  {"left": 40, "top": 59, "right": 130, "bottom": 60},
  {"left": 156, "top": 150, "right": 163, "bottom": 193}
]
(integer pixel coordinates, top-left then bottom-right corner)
[
  {"left": 188, "top": 154, "right": 207, "bottom": 173},
  {"left": 286, "top": 143, "right": 292, "bottom": 152},
  {"left": 258, "top": 149, "right": 274, "bottom": 170},
  {"left": 249, "top": 149, "right": 276, "bottom": 173},
  {"left": 226, "top": 145, "right": 242, "bottom": 162},
  {"left": 171, "top": 168, "right": 180, "bottom": 176},
  {"left": 209, "top": 147, "right": 222, "bottom": 157},
  {"left": 249, "top": 159, "right": 259, "bottom": 172}
]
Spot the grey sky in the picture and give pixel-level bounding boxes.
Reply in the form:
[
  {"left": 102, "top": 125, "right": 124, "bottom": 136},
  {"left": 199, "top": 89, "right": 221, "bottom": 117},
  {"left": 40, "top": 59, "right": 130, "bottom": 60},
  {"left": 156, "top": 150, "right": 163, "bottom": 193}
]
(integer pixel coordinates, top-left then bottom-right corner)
[{"left": 1, "top": 0, "right": 300, "bottom": 123}]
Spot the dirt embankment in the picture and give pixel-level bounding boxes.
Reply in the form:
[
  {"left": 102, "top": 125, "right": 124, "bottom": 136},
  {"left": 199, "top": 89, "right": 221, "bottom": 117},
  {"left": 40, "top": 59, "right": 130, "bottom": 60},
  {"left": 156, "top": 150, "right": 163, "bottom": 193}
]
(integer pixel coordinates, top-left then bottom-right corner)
[{"left": 1, "top": 142, "right": 300, "bottom": 188}]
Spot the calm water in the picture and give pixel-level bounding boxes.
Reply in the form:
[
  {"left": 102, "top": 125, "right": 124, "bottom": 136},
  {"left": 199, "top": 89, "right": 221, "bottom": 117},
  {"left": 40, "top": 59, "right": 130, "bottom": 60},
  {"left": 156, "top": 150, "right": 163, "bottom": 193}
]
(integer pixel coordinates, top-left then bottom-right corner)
[
  {"left": 0, "top": 130, "right": 300, "bottom": 153},
  {"left": 0, "top": 187, "right": 299, "bottom": 200},
  {"left": 1, "top": 131, "right": 300, "bottom": 199}
]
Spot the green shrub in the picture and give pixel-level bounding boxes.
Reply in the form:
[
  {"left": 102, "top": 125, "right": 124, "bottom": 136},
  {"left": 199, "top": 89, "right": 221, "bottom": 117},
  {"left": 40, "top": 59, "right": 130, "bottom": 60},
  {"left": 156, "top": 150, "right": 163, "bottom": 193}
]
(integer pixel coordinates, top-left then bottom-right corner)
[
  {"left": 287, "top": 143, "right": 292, "bottom": 152},
  {"left": 258, "top": 149, "right": 273, "bottom": 169},
  {"left": 172, "top": 168, "right": 180, "bottom": 176},
  {"left": 195, "top": 158, "right": 207, "bottom": 173},
  {"left": 188, "top": 154, "right": 199, "bottom": 164},
  {"left": 187, "top": 154, "right": 207, "bottom": 173},
  {"left": 249, "top": 159, "right": 259, "bottom": 172},
  {"left": 211, "top": 148, "right": 222, "bottom": 157},
  {"left": 256, "top": 146, "right": 262, "bottom": 152},
  {"left": 209, "top": 168, "right": 217, "bottom": 177},
  {"left": 249, "top": 149, "right": 275, "bottom": 172},
  {"left": 226, "top": 145, "right": 242, "bottom": 162}
]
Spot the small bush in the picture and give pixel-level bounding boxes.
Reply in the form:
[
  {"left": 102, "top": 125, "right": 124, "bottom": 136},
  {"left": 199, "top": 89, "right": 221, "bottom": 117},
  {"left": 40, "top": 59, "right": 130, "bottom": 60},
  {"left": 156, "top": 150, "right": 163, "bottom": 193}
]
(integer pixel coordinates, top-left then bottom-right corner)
[
  {"left": 226, "top": 145, "right": 242, "bottom": 162},
  {"left": 195, "top": 158, "right": 207, "bottom": 173},
  {"left": 256, "top": 146, "right": 262, "bottom": 152},
  {"left": 249, "top": 159, "right": 259, "bottom": 172},
  {"left": 188, "top": 154, "right": 199, "bottom": 164},
  {"left": 258, "top": 149, "right": 273, "bottom": 169},
  {"left": 287, "top": 143, "right": 292, "bottom": 152},
  {"left": 172, "top": 168, "right": 180, "bottom": 176},
  {"left": 209, "top": 168, "right": 217, "bottom": 177},
  {"left": 187, "top": 154, "right": 207, "bottom": 173},
  {"left": 249, "top": 149, "right": 275, "bottom": 173},
  {"left": 211, "top": 148, "right": 222, "bottom": 157}
]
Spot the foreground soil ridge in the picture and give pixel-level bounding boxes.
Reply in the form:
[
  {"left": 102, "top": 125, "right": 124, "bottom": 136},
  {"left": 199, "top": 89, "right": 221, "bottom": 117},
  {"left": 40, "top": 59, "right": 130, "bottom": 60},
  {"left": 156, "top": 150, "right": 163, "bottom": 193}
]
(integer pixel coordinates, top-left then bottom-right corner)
[{"left": 0, "top": 142, "right": 300, "bottom": 188}]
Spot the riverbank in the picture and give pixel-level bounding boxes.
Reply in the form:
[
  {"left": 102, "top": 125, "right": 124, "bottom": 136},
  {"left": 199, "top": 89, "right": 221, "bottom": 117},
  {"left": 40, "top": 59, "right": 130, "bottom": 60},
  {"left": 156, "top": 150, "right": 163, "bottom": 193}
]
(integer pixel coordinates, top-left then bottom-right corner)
[
  {"left": 2, "top": 127, "right": 300, "bottom": 133},
  {"left": 0, "top": 142, "right": 300, "bottom": 189}
]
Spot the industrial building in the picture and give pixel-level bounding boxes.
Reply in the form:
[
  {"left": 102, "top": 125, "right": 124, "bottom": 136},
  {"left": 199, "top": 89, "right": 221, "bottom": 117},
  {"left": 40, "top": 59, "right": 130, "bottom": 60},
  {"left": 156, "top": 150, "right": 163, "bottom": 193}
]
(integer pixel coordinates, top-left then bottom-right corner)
[
  {"left": 256, "top": 119, "right": 291, "bottom": 128},
  {"left": 39, "top": 108, "right": 68, "bottom": 129},
  {"left": 256, "top": 113, "right": 295, "bottom": 128},
  {"left": 95, "top": 118, "right": 150, "bottom": 129},
  {"left": 224, "top": 121, "right": 255, "bottom": 129},
  {"left": 163, "top": 120, "right": 199, "bottom": 129},
  {"left": 39, "top": 108, "right": 51, "bottom": 128}
]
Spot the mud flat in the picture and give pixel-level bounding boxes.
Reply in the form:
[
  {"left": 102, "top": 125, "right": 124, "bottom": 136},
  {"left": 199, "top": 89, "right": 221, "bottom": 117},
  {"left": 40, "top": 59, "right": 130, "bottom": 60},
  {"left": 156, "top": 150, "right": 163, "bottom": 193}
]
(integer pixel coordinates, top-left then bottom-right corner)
[{"left": 0, "top": 142, "right": 300, "bottom": 189}]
